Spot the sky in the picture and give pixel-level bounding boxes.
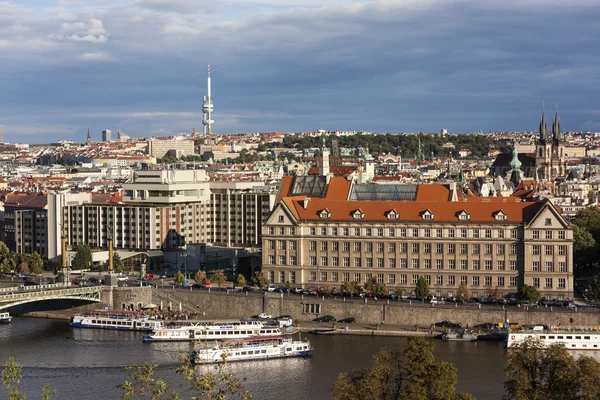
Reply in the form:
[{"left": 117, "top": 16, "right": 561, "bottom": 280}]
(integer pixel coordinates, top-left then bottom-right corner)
[{"left": 1, "top": 0, "right": 600, "bottom": 143}]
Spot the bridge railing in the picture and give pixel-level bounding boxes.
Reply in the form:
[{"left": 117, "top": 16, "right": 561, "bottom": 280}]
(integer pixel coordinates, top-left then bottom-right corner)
[
  {"left": 0, "top": 286, "right": 101, "bottom": 301},
  {"left": 0, "top": 283, "right": 68, "bottom": 293}
]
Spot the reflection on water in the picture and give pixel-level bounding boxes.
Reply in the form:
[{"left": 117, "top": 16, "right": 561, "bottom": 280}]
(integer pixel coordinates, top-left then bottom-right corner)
[{"left": 0, "top": 317, "right": 563, "bottom": 399}]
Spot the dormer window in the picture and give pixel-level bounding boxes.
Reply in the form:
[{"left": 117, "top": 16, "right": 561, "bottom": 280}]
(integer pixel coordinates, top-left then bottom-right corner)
[
  {"left": 319, "top": 209, "right": 331, "bottom": 219},
  {"left": 386, "top": 209, "right": 399, "bottom": 219},
  {"left": 352, "top": 209, "right": 364, "bottom": 219},
  {"left": 494, "top": 210, "right": 507, "bottom": 221},
  {"left": 421, "top": 210, "right": 434, "bottom": 220},
  {"left": 457, "top": 210, "right": 470, "bottom": 221}
]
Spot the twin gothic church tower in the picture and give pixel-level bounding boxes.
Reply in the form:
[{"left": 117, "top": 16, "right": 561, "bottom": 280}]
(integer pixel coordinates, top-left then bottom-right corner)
[{"left": 535, "top": 110, "right": 567, "bottom": 182}]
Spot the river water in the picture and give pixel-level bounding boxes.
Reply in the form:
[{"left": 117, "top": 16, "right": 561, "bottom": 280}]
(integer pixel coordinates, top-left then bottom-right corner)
[{"left": 0, "top": 317, "right": 509, "bottom": 399}]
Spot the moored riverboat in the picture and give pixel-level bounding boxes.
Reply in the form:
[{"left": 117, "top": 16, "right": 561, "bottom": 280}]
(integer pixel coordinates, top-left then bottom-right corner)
[
  {"left": 143, "top": 319, "right": 282, "bottom": 342},
  {"left": 507, "top": 327, "right": 600, "bottom": 350},
  {"left": 69, "top": 310, "right": 163, "bottom": 331},
  {"left": 190, "top": 337, "right": 313, "bottom": 364},
  {"left": 0, "top": 312, "right": 12, "bottom": 323},
  {"left": 441, "top": 330, "right": 478, "bottom": 342}
]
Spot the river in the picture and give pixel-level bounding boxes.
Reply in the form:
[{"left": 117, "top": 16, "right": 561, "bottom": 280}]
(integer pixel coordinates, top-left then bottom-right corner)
[{"left": 0, "top": 317, "right": 509, "bottom": 399}]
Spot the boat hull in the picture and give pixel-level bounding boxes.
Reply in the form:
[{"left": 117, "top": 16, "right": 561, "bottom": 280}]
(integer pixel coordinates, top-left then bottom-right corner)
[
  {"left": 191, "top": 339, "right": 314, "bottom": 364},
  {"left": 0, "top": 318, "right": 12, "bottom": 323},
  {"left": 69, "top": 321, "right": 154, "bottom": 331}
]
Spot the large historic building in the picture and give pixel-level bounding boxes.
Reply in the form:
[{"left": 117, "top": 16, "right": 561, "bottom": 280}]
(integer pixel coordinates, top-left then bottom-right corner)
[{"left": 262, "top": 176, "right": 574, "bottom": 299}]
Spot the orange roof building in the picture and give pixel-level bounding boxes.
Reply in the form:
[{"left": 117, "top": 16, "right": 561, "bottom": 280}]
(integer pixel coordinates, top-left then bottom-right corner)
[{"left": 262, "top": 176, "right": 574, "bottom": 300}]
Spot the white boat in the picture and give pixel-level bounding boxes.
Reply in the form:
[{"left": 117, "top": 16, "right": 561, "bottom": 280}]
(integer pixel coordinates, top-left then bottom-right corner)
[
  {"left": 143, "top": 319, "right": 282, "bottom": 342},
  {"left": 0, "top": 312, "right": 12, "bottom": 323},
  {"left": 190, "top": 337, "right": 313, "bottom": 364},
  {"left": 442, "top": 329, "right": 478, "bottom": 342},
  {"left": 508, "top": 329, "right": 600, "bottom": 350},
  {"left": 70, "top": 310, "right": 163, "bottom": 332}
]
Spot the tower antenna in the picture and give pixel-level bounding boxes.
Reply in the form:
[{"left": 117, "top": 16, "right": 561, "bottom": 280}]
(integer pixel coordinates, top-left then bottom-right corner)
[
  {"left": 202, "top": 64, "right": 214, "bottom": 134},
  {"left": 0, "top": 125, "right": 5, "bottom": 144}
]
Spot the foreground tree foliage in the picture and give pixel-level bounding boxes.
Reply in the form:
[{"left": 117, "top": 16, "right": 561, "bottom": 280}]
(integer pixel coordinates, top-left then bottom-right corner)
[
  {"left": 505, "top": 337, "right": 600, "bottom": 400},
  {"left": 119, "top": 356, "right": 252, "bottom": 400},
  {"left": 71, "top": 244, "right": 93, "bottom": 270},
  {"left": 2, "top": 357, "right": 55, "bottom": 400},
  {"left": 414, "top": 277, "right": 429, "bottom": 300},
  {"left": 518, "top": 284, "right": 541, "bottom": 303},
  {"left": 332, "top": 337, "right": 474, "bottom": 400}
]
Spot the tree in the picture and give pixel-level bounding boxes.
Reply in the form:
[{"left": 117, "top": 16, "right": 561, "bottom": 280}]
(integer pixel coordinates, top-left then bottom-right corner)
[
  {"left": 364, "top": 277, "right": 386, "bottom": 295},
  {"left": 210, "top": 270, "right": 227, "bottom": 287},
  {"left": 71, "top": 244, "right": 92, "bottom": 270},
  {"left": 332, "top": 337, "right": 474, "bottom": 400},
  {"left": 194, "top": 270, "right": 206, "bottom": 284},
  {"left": 112, "top": 253, "right": 124, "bottom": 272},
  {"left": 486, "top": 285, "right": 503, "bottom": 304},
  {"left": 456, "top": 282, "right": 471, "bottom": 302},
  {"left": 284, "top": 281, "right": 292, "bottom": 294},
  {"left": 519, "top": 284, "right": 542, "bottom": 303},
  {"left": 16, "top": 262, "right": 29, "bottom": 274},
  {"left": 174, "top": 271, "right": 185, "bottom": 285},
  {"left": 29, "top": 251, "right": 43, "bottom": 275},
  {"left": 2, "top": 357, "right": 55, "bottom": 400},
  {"left": 251, "top": 271, "right": 269, "bottom": 288},
  {"left": 0, "top": 241, "right": 9, "bottom": 262},
  {"left": 586, "top": 275, "right": 600, "bottom": 302},
  {"left": 235, "top": 273, "right": 247, "bottom": 288},
  {"left": 394, "top": 287, "right": 404, "bottom": 300},
  {"left": 415, "top": 276, "right": 429, "bottom": 299},
  {"left": 505, "top": 337, "right": 600, "bottom": 400},
  {"left": 341, "top": 281, "right": 360, "bottom": 296},
  {"left": 0, "top": 259, "right": 10, "bottom": 274}
]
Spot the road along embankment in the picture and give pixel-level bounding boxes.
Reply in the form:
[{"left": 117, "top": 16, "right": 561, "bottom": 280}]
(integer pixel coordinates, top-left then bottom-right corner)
[{"left": 153, "top": 288, "right": 600, "bottom": 328}]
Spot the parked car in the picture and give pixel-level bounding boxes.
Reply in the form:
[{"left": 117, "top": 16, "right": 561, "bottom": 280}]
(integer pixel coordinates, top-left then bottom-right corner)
[
  {"left": 430, "top": 297, "right": 445, "bottom": 305},
  {"left": 435, "top": 321, "right": 462, "bottom": 329},
  {"left": 257, "top": 313, "right": 273, "bottom": 319},
  {"left": 313, "top": 315, "right": 336, "bottom": 323},
  {"left": 338, "top": 317, "right": 356, "bottom": 323},
  {"left": 291, "top": 287, "right": 304, "bottom": 294}
]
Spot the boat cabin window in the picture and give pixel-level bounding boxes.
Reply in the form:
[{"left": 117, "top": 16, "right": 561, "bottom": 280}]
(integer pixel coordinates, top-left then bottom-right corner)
[
  {"left": 557, "top": 336, "right": 564, "bottom": 339},
  {"left": 540, "top": 336, "right": 546, "bottom": 339},
  {"left": 584, "top": 336, "right": 591, "bottom": 340},
  {"left": 567, "top": 336, "right": 572, "bottom": 339},
  {"left": 576, "top": 336, "right": 582, "bottom": 340},
  {"left": 260, "top": 330, "right": 265, "bottom": 333},
  {"left": 261, "top": 350, "right": 266, "bottom": 353},
  {"left": 549, "top": 336, "right": 555, "bottom": 339},
  {"left": 572, "top": 345, "right": 576, "bottom": 348}
]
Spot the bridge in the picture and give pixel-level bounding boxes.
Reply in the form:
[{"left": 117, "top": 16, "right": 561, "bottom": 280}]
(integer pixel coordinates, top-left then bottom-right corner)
[{"left": 0, "top": 284, "right": 103, "bottom": 311}]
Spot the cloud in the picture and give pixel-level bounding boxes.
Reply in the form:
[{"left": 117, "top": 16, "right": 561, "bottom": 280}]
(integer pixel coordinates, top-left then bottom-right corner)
[{"left": 2, "top": 0, "right": 600, "bottom": 142}]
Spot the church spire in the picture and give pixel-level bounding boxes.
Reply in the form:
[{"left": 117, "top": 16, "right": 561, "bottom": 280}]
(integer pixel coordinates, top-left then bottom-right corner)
[
  {"left": 86, "top": 128, "right": 91, "bottom": 145},
  {"left": 539, "top": 104, "right": 548, "bottom": 143},
  {"left": 552, "top": 104, "right": 561, "bottom": 143}
]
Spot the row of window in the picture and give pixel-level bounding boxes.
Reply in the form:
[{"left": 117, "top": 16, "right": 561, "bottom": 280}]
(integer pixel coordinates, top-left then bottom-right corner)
[
  {"left": 268, "top": 241, "right": 568, "bottom": 257},
  {"left": 267, "top": 226, "right": 566, "bottom": 240},
  {"left": 266, "top": 270, "right": 567, "bottom": 290}
]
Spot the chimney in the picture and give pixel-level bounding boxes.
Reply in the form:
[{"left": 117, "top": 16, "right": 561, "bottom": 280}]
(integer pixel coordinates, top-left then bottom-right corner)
[{"left": 302, "top": 198, "right": 310, "bottom": 209}]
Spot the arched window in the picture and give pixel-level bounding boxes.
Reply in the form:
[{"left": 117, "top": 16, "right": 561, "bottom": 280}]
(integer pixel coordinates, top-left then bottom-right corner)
[{"left": 122, "top": 303, "right": 126, "bottom": 310}]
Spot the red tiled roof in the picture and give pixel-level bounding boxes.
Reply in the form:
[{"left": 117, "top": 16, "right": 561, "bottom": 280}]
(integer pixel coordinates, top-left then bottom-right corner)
[
  {"left": 283, "top": 197, "right": 543, "bottom": 223},
  {"left": 4, "top": 193, "right": 48, "bottom": 209},
  {"left": 308, "top": 165, "right": 356, "bottom": 177}
]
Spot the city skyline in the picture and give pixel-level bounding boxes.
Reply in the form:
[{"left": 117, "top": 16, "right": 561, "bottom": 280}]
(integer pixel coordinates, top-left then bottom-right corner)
[{"left": 2, "top": 0, "right": 600, "bottom": 143}]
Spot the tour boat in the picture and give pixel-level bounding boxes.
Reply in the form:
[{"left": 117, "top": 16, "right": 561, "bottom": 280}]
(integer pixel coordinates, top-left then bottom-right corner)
[
  {"left": 442, "top": 330, "right": 478, "bottom": 342},
  {"left": 143, "top": 319, "right": 282, "bottom": 342},
  {"left": 507, "top": 328, "right": 600, "bottom": 350},
  {"left": 0, "top": 312, "right": 12, "bottom": 323},
  {"left": 190, "top": 337, "right": 313, "bottom": 364},
  {"left": 69, "top": 310, "right": 163, "bottom": 332}
]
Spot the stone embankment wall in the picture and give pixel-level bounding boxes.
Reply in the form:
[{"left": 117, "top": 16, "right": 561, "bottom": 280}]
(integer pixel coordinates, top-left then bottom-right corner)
[
  {"left": 111, "top": 287, "right": 153, "bottom": 310},
  {"left": 152, "top": 289, "right": 600, "bottom": 328}
]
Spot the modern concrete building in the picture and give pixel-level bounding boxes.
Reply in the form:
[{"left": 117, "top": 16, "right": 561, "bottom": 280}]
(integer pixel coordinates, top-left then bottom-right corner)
[
  {"left": 147, "top": 136, "right": 195, "bottom": 159},
  {"left": 64, "top": 170, "right": 276, "bottom": 254},
  {"left": 262, "top": 176, "right": 574, "bottom": 300}
]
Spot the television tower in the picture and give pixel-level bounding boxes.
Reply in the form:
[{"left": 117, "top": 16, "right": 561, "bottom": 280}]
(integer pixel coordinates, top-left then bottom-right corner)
[
  {"left": 0, "top": 125, "right": 4, "bottom": 144},
  {"left": 202, "top": 65, "right": 214, "bottom": 134}
]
